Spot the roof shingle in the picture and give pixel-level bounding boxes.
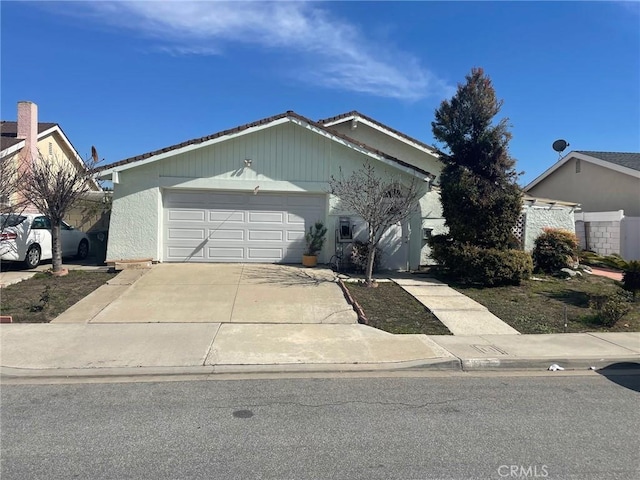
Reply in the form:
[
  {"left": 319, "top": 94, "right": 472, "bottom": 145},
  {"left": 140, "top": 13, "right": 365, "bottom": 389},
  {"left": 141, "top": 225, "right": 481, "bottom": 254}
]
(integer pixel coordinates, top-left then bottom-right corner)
[{"left": 575, "top": 151, "right": 640, "bottom": 172}]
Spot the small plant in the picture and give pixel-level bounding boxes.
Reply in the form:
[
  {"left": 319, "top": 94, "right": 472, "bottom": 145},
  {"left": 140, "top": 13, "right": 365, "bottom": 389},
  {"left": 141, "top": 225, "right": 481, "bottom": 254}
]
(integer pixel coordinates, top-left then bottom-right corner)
[
  {"left": 532, "top": 228, "right": 578, "bottom": 273},
  {"left": 304, "top": 221, "right": 327, "bottom": 256},
  {"left": 29, "top": 285, "right": 52, "bottom": 312},
  {"left": 589, "top": 291, "right": 632, "bottom": 327},
  {"left": 622, "top": 260, "right": 640, "bottom": 298}
]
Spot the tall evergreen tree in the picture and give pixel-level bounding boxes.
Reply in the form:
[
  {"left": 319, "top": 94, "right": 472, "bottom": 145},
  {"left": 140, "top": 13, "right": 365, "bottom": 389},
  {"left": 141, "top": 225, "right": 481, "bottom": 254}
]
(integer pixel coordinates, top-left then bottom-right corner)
[{"left": 431, "top": 67, "right": 522, "bottom": 249}]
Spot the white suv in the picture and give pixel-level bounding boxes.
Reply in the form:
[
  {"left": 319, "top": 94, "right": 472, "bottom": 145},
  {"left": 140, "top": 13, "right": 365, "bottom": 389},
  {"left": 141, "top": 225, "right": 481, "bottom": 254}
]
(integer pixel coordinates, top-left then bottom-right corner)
[{"left": 0, "top": 213, "right": 90, "bottom": 269}]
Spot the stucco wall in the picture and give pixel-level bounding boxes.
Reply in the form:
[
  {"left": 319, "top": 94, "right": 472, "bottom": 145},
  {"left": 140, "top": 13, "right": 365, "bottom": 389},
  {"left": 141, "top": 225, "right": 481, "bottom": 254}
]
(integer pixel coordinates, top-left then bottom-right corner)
[
  {"left": 106, "top": 163, "right": 161, "bottom": 261},
  {"left": 523, "top": 206, "right": 576, "bottom": 252},
  {"left": 527, "top": 158, "right": 640, "bottom": 216}
]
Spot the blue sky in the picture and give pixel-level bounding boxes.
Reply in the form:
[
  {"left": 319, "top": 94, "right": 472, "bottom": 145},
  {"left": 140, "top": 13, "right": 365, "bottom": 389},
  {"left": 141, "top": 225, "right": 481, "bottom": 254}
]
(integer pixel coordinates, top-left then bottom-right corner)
[{"left": 1, "top": 0, "right": 639, "bottom": 185}]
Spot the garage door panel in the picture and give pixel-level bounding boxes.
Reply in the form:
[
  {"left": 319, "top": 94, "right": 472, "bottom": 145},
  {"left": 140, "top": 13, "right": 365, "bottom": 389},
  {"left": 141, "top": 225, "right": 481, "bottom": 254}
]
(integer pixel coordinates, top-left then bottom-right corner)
[
  {"left": 286, "top": 231, "right": 305, "bottom": 242},
  {"left": 209, "top": 211, "right": 245, "bottom": 222},
  {"left": 169, "top": 210, "right": 206, "bottom": 222},
  {"left": 208, "top": 247, "right": 245, "bottom": 259},
  {"left": 249, "top": 211, "right": 284, "bottom": 224},
  {"left": 209, "top": 229, "right": 244, "bottom": 240},
  {"left": 168, "top": 228, "right": 205, "bottom": 240},
  {"left": 164, "top": 191, "right": 325, "bottom": 263},
  {"left": 248, "top": 230, "right": 283, "bottom": 241}
]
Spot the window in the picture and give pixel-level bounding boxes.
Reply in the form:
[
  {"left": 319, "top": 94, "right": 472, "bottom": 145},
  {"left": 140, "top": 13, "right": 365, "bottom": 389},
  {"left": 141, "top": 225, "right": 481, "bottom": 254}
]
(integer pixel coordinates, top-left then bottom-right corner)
[
  {"left": 31, "top": 216, "right": 51, "bottom": 230},
  {"left": 575, "top": 159, "right": 581, "bottom": 173}
]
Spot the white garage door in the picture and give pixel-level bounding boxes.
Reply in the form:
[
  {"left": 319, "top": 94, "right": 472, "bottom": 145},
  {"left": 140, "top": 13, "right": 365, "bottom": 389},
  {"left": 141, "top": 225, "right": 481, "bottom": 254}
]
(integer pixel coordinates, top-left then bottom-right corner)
[{"left": 163, "top": 190, "right": 326, "bottom": 263}]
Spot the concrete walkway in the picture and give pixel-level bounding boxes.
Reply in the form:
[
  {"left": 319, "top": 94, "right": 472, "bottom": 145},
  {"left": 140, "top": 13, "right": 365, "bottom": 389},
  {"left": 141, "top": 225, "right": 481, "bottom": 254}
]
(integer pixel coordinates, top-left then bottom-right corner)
[{"left": 393, "top": 277, "right": 520, "bottom": 335}]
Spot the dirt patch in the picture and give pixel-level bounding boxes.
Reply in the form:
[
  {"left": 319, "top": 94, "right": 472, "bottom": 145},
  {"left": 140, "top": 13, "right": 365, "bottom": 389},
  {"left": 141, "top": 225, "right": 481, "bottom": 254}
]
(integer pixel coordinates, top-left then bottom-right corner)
[
  {"left": 0, "top": 270, "right": 116, "bottom": 323},
  {"left": 345, "top": 281, "right": 452, "bottom": 335}
]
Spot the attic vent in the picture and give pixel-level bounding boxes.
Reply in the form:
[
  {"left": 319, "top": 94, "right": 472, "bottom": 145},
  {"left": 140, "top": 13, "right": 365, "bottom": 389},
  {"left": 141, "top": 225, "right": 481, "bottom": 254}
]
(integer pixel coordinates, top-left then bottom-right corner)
[
  {"left": 575, "top": 159, "right": 581, "bottom": 173},
  {"left": 48, "top": 142, "right": 53, "bottom": 155}
]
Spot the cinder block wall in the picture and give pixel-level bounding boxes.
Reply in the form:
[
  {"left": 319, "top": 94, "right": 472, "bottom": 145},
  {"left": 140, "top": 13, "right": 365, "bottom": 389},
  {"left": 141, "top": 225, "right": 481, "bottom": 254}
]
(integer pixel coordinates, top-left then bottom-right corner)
[{"left": 576, "top": 220, "right": 621, "bottom": 256}]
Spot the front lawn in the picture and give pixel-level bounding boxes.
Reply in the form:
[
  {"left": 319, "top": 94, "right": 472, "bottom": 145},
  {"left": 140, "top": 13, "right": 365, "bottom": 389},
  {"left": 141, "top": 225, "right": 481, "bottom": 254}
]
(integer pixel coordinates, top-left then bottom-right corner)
[
  {"left": 345, "top": 281, "right": 452, "bottom": 335},
  {"left": 450, "top": 274, "right": 639, "bottom": 334},
  {"left": 0, "top": 270, "right": 116, "bottom": 323}
]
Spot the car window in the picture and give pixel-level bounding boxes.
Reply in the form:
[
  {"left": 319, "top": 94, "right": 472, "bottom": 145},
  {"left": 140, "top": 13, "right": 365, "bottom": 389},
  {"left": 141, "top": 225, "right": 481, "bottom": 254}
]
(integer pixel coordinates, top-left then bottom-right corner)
[
  {"left": 31, "top": 216, "right": 51, "bottom": 230},
  {"left": 62, "top": 222, "right": 73, "bottom": 231},
  {"left": 0, "top": 214, "right": 26, "bottom": 228}
]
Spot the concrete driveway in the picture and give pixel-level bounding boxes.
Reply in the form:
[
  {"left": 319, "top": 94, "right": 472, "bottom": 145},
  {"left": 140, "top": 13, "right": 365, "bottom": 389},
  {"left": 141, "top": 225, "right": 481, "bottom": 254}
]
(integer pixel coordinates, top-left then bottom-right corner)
[{"left": 84, "top": 264, "right": 357, "bottom": 324}]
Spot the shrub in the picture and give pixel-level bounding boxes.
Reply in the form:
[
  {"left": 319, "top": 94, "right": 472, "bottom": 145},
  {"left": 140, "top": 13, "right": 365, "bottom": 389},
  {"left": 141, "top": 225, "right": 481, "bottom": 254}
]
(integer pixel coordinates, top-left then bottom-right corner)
[
  {"left": 428, "top": 235, "right": 532, "bottom": 286},
  {"left": 589, "top": 291, "right": 632, "bottom": 327},
  {"left": 532, "top": 228, "right": 578, "bottom": 273},
  {"left": 350, "top": 241, "right": 381, "bottom": 274},
  {"left": 623, "top": 260, "right": 640, "bottom": 297}
]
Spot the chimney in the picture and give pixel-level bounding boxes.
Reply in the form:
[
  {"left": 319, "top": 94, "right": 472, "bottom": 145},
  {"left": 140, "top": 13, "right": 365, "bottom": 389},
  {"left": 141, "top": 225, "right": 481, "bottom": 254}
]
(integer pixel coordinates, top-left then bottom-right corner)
[{"left": 17, "top": 101, "right": 38, "bottom": 162}]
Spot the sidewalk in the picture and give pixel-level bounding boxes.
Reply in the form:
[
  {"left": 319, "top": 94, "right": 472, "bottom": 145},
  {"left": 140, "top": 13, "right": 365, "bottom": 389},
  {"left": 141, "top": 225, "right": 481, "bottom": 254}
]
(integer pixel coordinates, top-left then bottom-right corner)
[{"left": 1, "top": 322, "right": 638, "bottom": 378}]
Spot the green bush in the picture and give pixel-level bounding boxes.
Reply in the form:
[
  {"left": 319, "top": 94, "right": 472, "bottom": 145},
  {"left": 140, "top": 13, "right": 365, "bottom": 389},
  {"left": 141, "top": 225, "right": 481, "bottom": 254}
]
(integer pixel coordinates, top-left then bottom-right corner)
[
  {"left": 429, "top": 234, "right": 532, "bottom": 286},
  {"left": 623, "top": 260, "right": 640, "bottom": 297},
  {"left": 589, "top": 291, "right": 632, "bottom": 327},
  {"left": 532, "top": 228, "right": 578, "bottom": 273}
]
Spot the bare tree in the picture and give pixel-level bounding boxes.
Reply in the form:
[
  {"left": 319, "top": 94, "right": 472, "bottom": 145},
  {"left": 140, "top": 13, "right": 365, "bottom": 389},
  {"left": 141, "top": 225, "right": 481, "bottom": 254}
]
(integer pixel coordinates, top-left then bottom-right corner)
[
  {"left": 328, "top": 163, "right": 421, "bottom": 286},
  {"left": 21, "top": 147, "right": 100, "bottom": 274}
]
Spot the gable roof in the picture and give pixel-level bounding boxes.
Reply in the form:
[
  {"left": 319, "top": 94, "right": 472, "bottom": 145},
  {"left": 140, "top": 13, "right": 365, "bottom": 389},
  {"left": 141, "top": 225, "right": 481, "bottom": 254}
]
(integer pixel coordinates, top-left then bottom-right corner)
[
  {"left": 0, "top": 120, "right": 101, "bottom": 191},
  {"left": 525, "top": 150, "right": 640, "bottom": 191},
  {"left": 318, "top": 110, "right": 440, "bottom": 157},
  {"left": 95, "top": 111, "right": 436, "bottom": 180},
  {"left": 574, "top": 151, "right": 640, "bottom": 172},
  {"left": 0, "top": 121, "right": 57, "bottom": 151}
]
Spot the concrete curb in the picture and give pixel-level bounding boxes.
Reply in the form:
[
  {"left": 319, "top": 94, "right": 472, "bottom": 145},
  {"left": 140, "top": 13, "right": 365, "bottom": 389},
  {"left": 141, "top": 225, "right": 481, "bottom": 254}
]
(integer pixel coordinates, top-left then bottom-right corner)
[
  {"left": 459, "top": 356, "right": 640, "bottom": 371},
  {"left": 0, "top": 357, "right": 462, "bottom": 379}
]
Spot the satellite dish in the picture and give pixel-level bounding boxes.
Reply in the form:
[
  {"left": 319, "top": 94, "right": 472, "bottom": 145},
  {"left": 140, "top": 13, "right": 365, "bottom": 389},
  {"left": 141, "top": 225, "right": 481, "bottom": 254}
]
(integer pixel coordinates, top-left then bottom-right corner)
[{"left": 552, "top": 139, "right": 569, "bottom": 153}]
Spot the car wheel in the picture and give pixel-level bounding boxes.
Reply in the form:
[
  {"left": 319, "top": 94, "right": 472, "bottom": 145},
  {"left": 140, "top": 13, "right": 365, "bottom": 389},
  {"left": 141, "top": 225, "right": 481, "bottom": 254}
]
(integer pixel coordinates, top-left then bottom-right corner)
[
  {"left": 24, "top": 245, "right": 41, "bottom": 269},
  {"left": 76, "top": 239, "right": 89, "bottom": 260}
]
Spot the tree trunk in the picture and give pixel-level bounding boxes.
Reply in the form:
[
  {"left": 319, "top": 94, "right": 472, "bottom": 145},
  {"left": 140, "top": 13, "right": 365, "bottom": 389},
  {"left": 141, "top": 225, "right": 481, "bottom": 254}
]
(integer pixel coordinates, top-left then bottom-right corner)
[
  {"left": 51, "top": 222, "right": 63, "bottom": 273},
  {"left": 365, "top": 230, "right": 376, "bottom": 287}
]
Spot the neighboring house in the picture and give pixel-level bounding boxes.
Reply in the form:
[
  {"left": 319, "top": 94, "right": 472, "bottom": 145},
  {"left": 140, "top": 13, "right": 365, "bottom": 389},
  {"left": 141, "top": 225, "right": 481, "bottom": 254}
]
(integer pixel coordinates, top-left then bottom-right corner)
[
  {"left": 526, "top": 151, "right": 640, "bottom": 260},
  {"left": 96, "top": 110, "right": 578, "bottom": 269},
  {"left": 0, "top": 101, "right": 106, "bottom": 232}
]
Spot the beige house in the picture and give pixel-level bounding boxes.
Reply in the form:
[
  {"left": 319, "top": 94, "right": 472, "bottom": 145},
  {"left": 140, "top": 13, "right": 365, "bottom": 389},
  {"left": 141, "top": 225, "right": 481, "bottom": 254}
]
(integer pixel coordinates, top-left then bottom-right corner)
[
  {"left": 0, "top": 101, "right": 107, "bottom": 232},
  {"left": 526, "top": 151, "right": 640, "bottom": 260}
]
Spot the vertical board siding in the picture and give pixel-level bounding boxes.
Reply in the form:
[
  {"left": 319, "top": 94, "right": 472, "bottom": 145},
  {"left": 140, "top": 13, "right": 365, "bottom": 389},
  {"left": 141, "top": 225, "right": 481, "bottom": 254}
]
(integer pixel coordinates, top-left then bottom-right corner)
[{"left": 157, "top": 123, "right": 342, "bottom": 183}]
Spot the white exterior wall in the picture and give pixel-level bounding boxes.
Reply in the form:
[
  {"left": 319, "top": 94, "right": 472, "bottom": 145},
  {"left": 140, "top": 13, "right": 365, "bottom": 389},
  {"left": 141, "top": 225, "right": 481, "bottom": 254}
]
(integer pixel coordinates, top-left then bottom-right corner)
[
  {"left": 107, "top": 163, "right": 161, "bottom": 261},
  {"left": 621, "top": 217, "right": 640, "bottom": 260},
  {"left": 106, "top": 122, "right": 429, "bottom": 269},
  {"left": 523, "top": 206, "right": 576, "bottom": 252}
]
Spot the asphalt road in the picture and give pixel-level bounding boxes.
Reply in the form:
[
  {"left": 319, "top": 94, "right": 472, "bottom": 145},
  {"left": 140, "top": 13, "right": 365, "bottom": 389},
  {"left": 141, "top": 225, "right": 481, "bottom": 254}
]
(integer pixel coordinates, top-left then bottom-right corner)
[{"left": 1, "top": 372, "right": 639, "bottom": 480}]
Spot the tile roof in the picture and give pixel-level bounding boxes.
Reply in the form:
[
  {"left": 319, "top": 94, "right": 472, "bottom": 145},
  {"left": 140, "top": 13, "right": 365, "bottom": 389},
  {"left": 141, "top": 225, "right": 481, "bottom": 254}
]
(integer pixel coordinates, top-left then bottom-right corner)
[
  {"left": 96, "top": 111, "right": 435, "bottom": 178},
  {"left": 0, "top": 121, "right": 58, "bottom": 152},
  {"left": 576, "top": 151, "right": 640, "bottom": 172},
  {"left": 318, "top": 110, "right": 439, "bottom": 154}
]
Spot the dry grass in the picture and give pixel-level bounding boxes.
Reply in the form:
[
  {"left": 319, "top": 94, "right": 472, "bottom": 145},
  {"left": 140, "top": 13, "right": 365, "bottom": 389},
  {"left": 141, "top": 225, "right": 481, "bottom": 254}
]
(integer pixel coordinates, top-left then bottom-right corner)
[
  {"left": 450, "top": 274, "right": 639, "bottom": 334},
  {"left": 345, "top": 281, "right": 452, "bottom": 335},
  {"left": 0, "top": 271, "right": 116, "bottom": 323}
]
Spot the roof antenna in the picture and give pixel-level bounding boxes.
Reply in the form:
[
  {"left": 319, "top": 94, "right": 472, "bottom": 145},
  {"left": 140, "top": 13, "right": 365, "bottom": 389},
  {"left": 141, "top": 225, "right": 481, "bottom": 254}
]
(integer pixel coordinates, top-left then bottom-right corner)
[{"left": 552, "top": 139, "right": 569, "bottom": 159}]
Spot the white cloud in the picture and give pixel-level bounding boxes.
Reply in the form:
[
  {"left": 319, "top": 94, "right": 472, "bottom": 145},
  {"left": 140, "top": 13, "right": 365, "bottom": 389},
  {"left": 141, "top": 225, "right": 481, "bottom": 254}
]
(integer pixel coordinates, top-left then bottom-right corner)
[{"left": 76, "top": 1, "right": 450, "bottom": 101}]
